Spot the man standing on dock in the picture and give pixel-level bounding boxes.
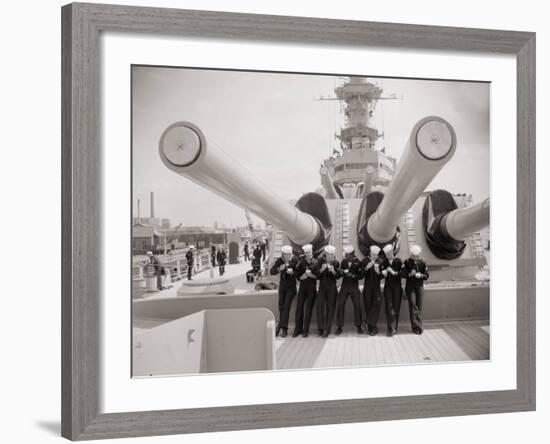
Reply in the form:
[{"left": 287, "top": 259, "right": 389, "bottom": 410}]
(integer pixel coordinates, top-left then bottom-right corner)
[
  {"left": 253, "top": 243, "right": 262, "bottom": 267},
  {"left": 146, "top": 251, "right": 165, "bottom": 291},
  {"left": 216, "top": 247, "right": 227, "bottom": 276},
  {"left": 185, "top": 245, "right": 195, "bottom": 281},
  {"left": 362, "top": 245, "right": 384, "bottom": 336},
  {"left": 270, "top": 245, "right": 298, "bottom": 338},
  {"left": 403, "top": 244, "right": 429, "bottom": 334},
  {"left": 336, "top": 245, "right": 364, "bottom": 335},
  {"left": 246, "top": 253, "right": 262, "bottom": 283},
  {"left": 295, "top": 244, "right": 318, "bottom": 337},
  {"left": 381, "top": 244, "right": 404, "bottom": 337},
  {"left": 243, "top": 241, "right": 250, "bottom": 261},
  {"left": 314, "top": 245, "right": 341, "bottom": 337},
  {"left": 260, "top": 239, "right": 267, "bottom": 261},
  {"left": 210, "top": 244, "right": 217, "bottom": 268}
]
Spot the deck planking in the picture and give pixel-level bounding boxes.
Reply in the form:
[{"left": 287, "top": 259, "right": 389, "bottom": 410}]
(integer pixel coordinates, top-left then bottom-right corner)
[{"left": 275, "top": 320, "right": 489, "bottom": 370}]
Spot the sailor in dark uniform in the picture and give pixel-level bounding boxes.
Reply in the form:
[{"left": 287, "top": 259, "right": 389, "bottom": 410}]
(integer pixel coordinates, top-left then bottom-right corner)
[
  {"left": 314, "top": 245, "right": 341, "bottom": 337},
  {"left": 243, "top": 241, "right": 250, "bottom": 261},
  {"left": 381, "top": 244, "right": 404, "bottom": 336},
  {"left": 336, "top": 245, "right": 364, "bottom": 335},
  {"left": 260, "top": 240, "right": 267, "bottom": 261},
  {"left": 269, "top": 245, "right": 298, "bottom": 338},
  {"left": 403, "top": 244, "right": 429, "bottom": 334},
  {"left": 211, "top": 245, "right": 217, "bottom": 267},
  {"left": 294, "top": 244, "right": 318, "bottom": 337},
  {"left": 362, "top": 245, "right": 384, "bottom": 336},
  {"left": 246, "top": 253, "right": 261, "bottom": 282},
  {"left": 185, "top": 246, "right": 195, "bottom": 280},
  {"left": 252, "top": 243, "right": 262, "bottom": 265},
  {"left": 216, "top": 247, "right": 227, "bottom": 276}
]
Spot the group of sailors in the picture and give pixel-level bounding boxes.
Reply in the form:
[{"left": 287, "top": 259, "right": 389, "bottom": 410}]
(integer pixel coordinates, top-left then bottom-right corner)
[
  {"left": 243, "top": 239, "right": 269, "bottom": 262},
  {"left": 270, "top": 243, "right": 428, "bottom": 339},
  {"left": 244, "top": 240, "right": 270, "bottom": 283},
  {"left": 145, "top": 246, "right": 198, "bottom": 287}
]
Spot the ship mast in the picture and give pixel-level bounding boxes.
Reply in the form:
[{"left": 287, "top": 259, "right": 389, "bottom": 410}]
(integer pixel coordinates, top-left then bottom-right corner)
[
  {"left": 335, "top": 76, "right": 383, "bottom": 151},
  {"left": 316, "top": 77, "right": 400, "bottom": 199}
]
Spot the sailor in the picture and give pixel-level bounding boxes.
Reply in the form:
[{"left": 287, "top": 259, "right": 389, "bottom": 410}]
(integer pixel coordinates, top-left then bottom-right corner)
[
  {"left": 362, "top": 245, "right": 384, "bottom": 336},
  {"left": 314, "top": 245, "right": 341, "bottom": 337},
  {"left": 253, "top": 243, "right": 262, "bottom": 266},
  {"left": 146, "top": 251, "right": 165, "bottom": 291},
  {"left": 185, "top": 246, "right": 195, "bottom": 281},
  {"left": 336, "top": 245, "right": 364, "bottom": 335},
  {"left": 246, "top": 254, "right": 261, "bottom": 283},
  {"left": 295, "top": 244, "right": 318, "bottom": 337},
  {"left": 403, "top": 244, "right": 429, "bottom": 334},
  {"left": 211, "top": 244, "right": 217, "bottom": 267},
  {"left": 269, "top": 245, "right": 298, "bottom": 338},
  {"left": 260, "top": 239, "right": 267, "bottom": 261},
  {"left": 381, "top": 244, "right": 404, "bottom": 336},
  {"left": 243, "top": 241, "right": 250, "bottom": 262},
  {"left": 216, "top": 247, "right": 227, "bottom": 276}
]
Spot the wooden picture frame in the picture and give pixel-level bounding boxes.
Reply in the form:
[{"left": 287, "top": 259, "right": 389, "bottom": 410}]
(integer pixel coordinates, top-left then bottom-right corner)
[{"left": 61, "top": 2, "right": 535, "bottom": 440}]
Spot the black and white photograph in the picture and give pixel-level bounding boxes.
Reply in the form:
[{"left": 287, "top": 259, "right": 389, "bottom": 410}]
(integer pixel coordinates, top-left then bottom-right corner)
[
  {"left": 2, "top": 0, "right": 542, "bottom": 441},
  {"left": 131, "top": 66, "right": 490, "bottom": 377}
]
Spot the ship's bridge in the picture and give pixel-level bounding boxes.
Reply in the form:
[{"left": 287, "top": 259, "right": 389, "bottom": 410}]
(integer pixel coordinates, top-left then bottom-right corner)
[
  {"left": 338, "top": 125, "right": 380, "bottom": 146},
  {"left": 334, "top": 81, "right": 382, "bottom": 102},
  {"left": 326, "top": 149, "right": 396, "bottom": 187}
]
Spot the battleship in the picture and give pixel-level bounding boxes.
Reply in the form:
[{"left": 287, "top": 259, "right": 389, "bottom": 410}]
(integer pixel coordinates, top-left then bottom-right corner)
[{"left": 133, "top": 76, "right": 490, "bottom": 377}]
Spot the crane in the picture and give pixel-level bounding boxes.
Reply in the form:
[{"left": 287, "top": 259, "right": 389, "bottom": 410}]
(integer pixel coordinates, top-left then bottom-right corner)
[{"left": 165, "top": 223, "right": 183, "bottom": 252}]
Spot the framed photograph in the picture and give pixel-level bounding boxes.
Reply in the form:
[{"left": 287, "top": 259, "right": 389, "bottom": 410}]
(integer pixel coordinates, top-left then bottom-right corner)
[{"left": 61, "top": 2, "right": 535, "bottom": 440}]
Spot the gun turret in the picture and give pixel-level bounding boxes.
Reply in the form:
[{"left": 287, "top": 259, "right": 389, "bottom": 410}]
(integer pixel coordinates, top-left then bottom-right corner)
[
  {"left": 159, "top": 122, "right": 330, "bottom": 249},
  {"left": 357, "top": 116, "right": 457, "bottom": 254},
  {"left": 423, "top": 190, "right": 490, "bottom": 259}
]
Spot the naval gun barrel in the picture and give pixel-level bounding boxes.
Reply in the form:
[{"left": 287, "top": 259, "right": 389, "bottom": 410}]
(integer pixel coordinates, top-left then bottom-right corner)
[
  {"left": 423, "top": 191, "right": 490, "bottom": 259},
  {"left": 366, "top": 116, "right": 457, "bottom": 243},
  {"left": 159, "top": 122, "right": 322, "bottom": 246},
  {"left": 443, "top": 197, "right": 490, "bottom": 241}
]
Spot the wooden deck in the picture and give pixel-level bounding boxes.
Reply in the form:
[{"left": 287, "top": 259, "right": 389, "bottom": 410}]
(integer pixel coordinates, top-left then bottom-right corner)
[{"left": 274, "top": 320, "right": 490, "bottom": 370}]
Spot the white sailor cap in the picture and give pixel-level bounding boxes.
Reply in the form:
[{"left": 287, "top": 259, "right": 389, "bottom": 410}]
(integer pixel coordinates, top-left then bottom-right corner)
[
  {"left": 343, "top": 245, "right": 355, "bottom": 254},
  {"left": 302, "top": 244, "right": 313, "bottom": 253},
  {"left": 370, "top": 245, "right": 381, "bottom": 255},
  {"left": 189, "top": 245, "right": 195, "bottom": 249},
  {"left": 383, "top": 244, "right": 393, "bottom": 254},
  {"left": 281, "top": 245, "right": 293, "bottom": 254},
  {"left": 146, "top": 251, "right": 153, "bottom": 255},
  {"left": 410, "top": 245, "right": 422, "bottom": 255},
  {"left": 324, "top": 245, "right": 336, "bottom": 255}
]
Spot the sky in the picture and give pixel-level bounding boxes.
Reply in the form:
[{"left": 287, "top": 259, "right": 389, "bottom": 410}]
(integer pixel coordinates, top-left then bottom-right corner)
[{"left": 132, "top": 66, "right": 490, "bottom": 228}]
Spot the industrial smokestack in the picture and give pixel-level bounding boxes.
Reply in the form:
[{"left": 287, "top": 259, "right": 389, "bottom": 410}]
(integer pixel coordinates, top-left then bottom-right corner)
[
  {"left": 137, "top": 199, "right": 141, "bottom": 223},
  {"left": 150, "top": 191, "right": 155, "bottom": 218}
]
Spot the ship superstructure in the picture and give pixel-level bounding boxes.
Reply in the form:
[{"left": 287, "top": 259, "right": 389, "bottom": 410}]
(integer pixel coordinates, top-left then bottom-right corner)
[{"left": 319, "top": 77, "right": 397, "bottom": 199}]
